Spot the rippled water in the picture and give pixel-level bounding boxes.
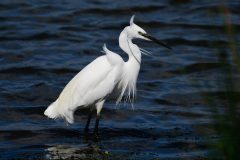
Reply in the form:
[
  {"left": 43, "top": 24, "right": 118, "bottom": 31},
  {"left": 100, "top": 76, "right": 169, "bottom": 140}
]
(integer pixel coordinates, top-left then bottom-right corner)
[{"left": 0, "top": 0, "right": 240, "bottom": 159}]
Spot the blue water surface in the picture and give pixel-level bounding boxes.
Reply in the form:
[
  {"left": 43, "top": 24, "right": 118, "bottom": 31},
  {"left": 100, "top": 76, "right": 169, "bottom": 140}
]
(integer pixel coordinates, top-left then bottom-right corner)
[{"left": 0, "top": 0, "right": 240, "bottom": 159}]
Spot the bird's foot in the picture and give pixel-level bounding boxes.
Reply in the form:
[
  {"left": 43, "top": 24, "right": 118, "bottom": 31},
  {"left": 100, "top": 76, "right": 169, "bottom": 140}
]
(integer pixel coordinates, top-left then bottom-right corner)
[
  {"left": 93, "top": 130, "right": 100, "bottom": 141},
  {"left": 84, "top": 127, "right": 89, "bottom": 134}
]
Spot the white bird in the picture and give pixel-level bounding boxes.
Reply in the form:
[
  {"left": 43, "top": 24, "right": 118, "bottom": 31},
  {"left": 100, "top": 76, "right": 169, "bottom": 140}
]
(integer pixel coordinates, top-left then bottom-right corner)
[{"left": 44, "top": 15, "right": 171, "bottom": 133}]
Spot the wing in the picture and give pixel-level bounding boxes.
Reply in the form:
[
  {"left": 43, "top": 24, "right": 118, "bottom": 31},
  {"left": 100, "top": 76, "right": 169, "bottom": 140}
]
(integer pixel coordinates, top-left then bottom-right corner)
[
  {"left": 56, "top": 55, "right": 123, "bottom": 111},
  {"left": 44, "top": 47, "right": 124, "bottom": 124}
]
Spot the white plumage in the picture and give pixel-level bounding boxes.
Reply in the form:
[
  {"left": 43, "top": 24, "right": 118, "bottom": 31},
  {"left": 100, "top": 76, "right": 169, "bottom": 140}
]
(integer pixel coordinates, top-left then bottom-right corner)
[
  {"left": 44, "top": 15, "right": 171, "bottom": 132},
  {"left": 44, "top": 50, "right": 124, "bottom": 122}
]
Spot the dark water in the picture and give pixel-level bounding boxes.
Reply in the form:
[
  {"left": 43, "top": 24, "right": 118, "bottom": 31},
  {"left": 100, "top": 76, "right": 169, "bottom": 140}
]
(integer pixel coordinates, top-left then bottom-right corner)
[{"left": 0, "top": 0, "right": 240, "bottom": 159}]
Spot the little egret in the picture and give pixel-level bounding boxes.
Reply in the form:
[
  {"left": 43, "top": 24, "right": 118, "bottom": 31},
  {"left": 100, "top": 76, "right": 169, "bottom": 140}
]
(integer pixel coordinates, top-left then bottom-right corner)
[{"left": 44, "top": 15, "right": 171, "bottom": 133}]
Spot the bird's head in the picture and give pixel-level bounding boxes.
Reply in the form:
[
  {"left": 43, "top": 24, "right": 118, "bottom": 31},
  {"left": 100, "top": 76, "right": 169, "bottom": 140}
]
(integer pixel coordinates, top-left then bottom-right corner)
[{"left": 127, "top": 15, "right": 172, "bottom": 50}]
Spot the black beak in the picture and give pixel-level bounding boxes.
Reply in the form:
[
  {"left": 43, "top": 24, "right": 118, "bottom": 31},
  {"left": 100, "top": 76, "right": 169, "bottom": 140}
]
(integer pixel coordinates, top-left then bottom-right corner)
[{"left": 138, "top": 32, "right": 172, "bottom": 50}]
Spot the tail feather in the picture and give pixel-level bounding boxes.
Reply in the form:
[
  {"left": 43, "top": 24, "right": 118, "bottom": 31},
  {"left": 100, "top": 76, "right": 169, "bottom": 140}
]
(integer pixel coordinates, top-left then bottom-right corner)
[
  {"left": 44, "top": 101, "right": 74, "bottom": 124},
  {"left": 44, "top": 102, "right": 58, "bottom": 119}
]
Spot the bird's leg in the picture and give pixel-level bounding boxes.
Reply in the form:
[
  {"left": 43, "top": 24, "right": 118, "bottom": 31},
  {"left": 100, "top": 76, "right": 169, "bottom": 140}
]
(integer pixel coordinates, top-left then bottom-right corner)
[
  {"left": 84, "top": 107, "right": 93, "bottom": 133},
  {"left": 94, "top": 100, "right": 105, "bottom": 135},
  {"left": 94, "top": 115, "right": 100, "bottom": 135}
]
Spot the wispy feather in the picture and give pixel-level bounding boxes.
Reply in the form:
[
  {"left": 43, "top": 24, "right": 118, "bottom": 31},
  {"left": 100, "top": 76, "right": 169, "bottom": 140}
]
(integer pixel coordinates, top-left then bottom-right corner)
[{"left": 139, "top": 47, "right": 152, "bottom": 56}]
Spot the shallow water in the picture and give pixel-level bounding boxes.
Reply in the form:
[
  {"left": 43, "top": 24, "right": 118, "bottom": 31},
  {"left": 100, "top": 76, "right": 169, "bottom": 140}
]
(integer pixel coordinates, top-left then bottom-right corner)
[{"left": 0, "top": 0, "right": 240, "bottom": 159}]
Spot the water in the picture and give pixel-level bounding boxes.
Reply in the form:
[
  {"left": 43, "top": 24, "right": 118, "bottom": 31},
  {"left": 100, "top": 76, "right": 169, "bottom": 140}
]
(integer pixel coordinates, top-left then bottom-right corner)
[{"left": 0, "top": 0, "right": 240, "bottom": 159}]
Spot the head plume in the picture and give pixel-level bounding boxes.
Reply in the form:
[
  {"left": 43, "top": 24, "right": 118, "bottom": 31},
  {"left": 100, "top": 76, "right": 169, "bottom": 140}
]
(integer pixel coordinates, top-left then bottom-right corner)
[{"left": 130, "top": 15, "right": 135, "bottom": 26}]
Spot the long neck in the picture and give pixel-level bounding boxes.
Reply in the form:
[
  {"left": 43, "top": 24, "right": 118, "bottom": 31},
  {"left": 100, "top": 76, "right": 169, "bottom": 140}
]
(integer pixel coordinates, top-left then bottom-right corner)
[
  {"left": 119, "top": 29, "right": 141, "bottom": 64},
  {"left": 116, "top": 28, "right": 141, "bottom": 104}
]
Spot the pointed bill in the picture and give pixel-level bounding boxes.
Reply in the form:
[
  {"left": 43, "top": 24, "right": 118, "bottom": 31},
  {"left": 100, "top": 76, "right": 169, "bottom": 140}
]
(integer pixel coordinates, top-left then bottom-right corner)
[{"left": 138, "top": 32, "right": 172, "bottom": 50}]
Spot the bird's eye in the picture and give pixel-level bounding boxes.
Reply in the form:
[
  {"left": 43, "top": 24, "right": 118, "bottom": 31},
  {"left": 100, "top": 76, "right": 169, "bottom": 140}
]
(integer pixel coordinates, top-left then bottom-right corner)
[{"left": 138, "top": 31, "right": 143, "bottom": 35}]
